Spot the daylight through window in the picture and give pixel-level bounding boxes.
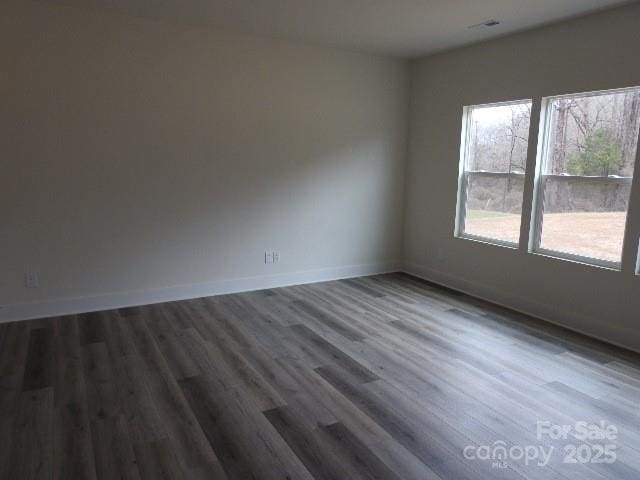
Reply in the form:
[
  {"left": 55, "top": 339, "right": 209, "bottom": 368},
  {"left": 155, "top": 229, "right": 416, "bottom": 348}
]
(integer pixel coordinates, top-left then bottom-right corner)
[
  {"left": 531, "top": 87, "right": 640, "bottom": 267},
  {"left": 456, "top": 100, "right": 532, "bottom": 245}
]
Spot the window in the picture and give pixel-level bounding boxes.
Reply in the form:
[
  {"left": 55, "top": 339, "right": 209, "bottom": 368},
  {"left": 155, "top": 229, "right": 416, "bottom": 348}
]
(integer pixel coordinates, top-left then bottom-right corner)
[
  {"left": 456, "top": 100, "right": 533, "bottom": 246},
  {"left": 530, "top": 87, "right": 640, "bottom": 268}
]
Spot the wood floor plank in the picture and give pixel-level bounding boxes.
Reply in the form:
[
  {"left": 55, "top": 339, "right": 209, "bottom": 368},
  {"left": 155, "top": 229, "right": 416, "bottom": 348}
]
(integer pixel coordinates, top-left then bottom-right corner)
[
  {"left": 7, "top": 387, "right": 54, "bottom": 480},
  {"left": 54, "top": 401, "right": 97, "bottom": 480},
  {"left": 265, "top": 403, "right": 405, "bottom": 480},
  {"left": 0, "top": 370, "right": 25, "bottom": 479},
  {"left": 51, "top": 315, "right": 97, "bottom": 480},
  {"left": 81, "top": 342, "right": 121, "bottom": 421},
  {"left": 263, "top": 406, "right": 346, "bottom": 480},
  {"left": 112, "top": 353, "right": 166, "bottom": 445},
  {"left": 133, "top": 439, "right": 185, "bottom": 480},
  {"left": 289, "top": 323, "right": 379, "bottom": 383},
  {"left": 125, "top": 317, "right": 219, "bottom": 472},
  {"left": 178, "top": 375, "right": 258, "bottom": 480},
  {"left": 320, "top": 421, "right": 405, "bottom": 480},
  {"left": 53, "top": 322, "right": 86, "bottom": 410},
  {"left": 91, "top": 415, "right": 142, "bottom": 480},
  {"left": 78, "top": 311, "right": 109, "bottom": 346},
  {"left": 184, "top": 312, "right": 288, "bottom": 411},
  {"left": 133, "top": 437, "right": 230, "bottom": 480},
  {"left": 315, "top": 364, "right": 504, "bottom": 480},
  {"left": 148, "top": 327, "right": 201, "bottom": 381},
  {"left": 179, "top": 375, "right": 314, "bottom": 480},
  {"left": 22, "top": 328, "right": 54, "bottom": 392},
  {"left": 290, "top": 299, "right": 366, "bottom": 341},
  {"left": 340, "top": 279, "right": 386, "bottom": 298}
]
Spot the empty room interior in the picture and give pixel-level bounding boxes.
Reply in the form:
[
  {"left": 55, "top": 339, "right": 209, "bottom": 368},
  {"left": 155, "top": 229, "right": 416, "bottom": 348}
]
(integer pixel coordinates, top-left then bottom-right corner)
[{"left": 3, "top": 0, "right": 640, "bottom": 478}]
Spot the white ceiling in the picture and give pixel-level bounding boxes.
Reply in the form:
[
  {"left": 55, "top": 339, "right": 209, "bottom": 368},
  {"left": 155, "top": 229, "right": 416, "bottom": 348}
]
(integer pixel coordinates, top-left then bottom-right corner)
[{"left": 41, "top": 0, "right": 635, "bottom": 58}]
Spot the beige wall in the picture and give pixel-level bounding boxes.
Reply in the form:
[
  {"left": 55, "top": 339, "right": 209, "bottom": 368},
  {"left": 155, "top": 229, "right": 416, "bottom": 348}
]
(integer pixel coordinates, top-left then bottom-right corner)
[
  {"left": 0, "top": 1, "right": 408, "bottom": 318},
  {"left": 404, "top": 3, "right": 640, "bottom": 352}
]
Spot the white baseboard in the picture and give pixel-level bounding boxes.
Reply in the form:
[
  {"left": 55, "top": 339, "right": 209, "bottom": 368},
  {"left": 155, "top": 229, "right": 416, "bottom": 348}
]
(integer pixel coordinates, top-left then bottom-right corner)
[
  {"left": 4, "top": 259, "right": 637, "bottom": 355},
  {"left": 402, "top": 261, "right": 640, "bottom": 355},
  {"left": 0, "top": 261, "right": 400, "bottom": 323}
]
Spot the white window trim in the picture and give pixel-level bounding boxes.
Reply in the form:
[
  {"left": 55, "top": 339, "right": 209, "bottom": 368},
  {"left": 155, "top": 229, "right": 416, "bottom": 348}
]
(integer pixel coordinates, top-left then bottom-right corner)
[
  {"left": 528, "top": 87, "right": 640, "bottom": 270},
  {"left": 455, "top": 100, "right": 531, "bottom": 248}
]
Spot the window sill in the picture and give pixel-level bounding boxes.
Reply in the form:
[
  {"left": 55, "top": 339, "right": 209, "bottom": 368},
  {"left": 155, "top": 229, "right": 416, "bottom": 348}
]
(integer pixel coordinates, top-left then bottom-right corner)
[
  {"left": 455, "top": 233, "right": 519, "bottom": 250},
  {"left": 529, "top": 248, "right": 621, "bottom": 271}
]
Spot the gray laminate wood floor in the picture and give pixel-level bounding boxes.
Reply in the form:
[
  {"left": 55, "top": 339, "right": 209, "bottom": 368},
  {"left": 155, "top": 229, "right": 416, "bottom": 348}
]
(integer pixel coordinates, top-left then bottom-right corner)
[{"left": 1, "top": 273, "right": 639, "bottom": 479}]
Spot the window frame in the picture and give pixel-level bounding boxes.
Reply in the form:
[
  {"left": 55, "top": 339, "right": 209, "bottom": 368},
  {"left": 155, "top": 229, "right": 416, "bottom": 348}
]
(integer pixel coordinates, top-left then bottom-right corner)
[
  {"left": 454, "top": 99, "right": 532, "bottom": 248},
  {"left": 528, "top": 87, "right": 640, "bottom": 270}
]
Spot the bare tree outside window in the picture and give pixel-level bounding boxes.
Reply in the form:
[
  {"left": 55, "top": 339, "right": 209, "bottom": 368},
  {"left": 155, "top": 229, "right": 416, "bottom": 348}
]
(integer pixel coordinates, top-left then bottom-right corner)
[
  {"left": 532, "top": 88, "right": 640, "bottom": 266},
  {"left": 456, "top": 101, "right": 532, "bottom": 244},
  {"left": 456, "top": 88, "right": 640, "bottom": 267}
]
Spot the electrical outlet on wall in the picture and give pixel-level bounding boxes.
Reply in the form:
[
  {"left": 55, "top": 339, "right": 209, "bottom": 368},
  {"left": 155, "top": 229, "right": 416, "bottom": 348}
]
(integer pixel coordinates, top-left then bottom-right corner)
[
  {"left": 264, "top": 251, "right": 280, "bottom": 264},
  {"left": 24, "top": 271, "right": 40, "bottom": 289}
]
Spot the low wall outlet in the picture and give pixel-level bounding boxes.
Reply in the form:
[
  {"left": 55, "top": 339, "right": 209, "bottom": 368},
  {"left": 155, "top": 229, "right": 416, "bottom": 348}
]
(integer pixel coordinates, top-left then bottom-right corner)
[
  {"left": 265, "top": 251, "right": 280, "bottom": 264},
  {"left": 24, "top": 271, "right": 40, "bottom": 289}
]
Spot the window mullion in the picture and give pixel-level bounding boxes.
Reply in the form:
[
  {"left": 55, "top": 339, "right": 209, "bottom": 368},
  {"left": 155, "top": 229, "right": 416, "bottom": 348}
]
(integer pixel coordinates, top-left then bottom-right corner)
[{"left": 520, "top": 98, "right": 542, "bottom": 251}]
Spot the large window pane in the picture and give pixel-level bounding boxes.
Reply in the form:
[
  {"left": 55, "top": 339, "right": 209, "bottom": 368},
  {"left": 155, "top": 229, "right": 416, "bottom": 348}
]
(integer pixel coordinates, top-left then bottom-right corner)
[
  {"left": 540, "top": 178, "right": 631, "bottom": 262},
  {"left": 467, "top": 103, "right": 531, "bottom": 173},
  {"left": 464, "top": 174, "right": 524, "bottom": 243},
  {"left": 534, "top": 88, "right": 640, "bottom": 266},
  {"left": 543, "top": 91, "right": 639, "bottom": 177},
  {"left": 456, "top": 100, "right": 532, "bottom": 245}
]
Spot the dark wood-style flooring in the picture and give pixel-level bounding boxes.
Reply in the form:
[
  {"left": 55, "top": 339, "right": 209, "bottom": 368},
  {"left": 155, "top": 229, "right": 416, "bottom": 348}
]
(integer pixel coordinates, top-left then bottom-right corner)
[{"left": 1, "top": 273, "right": 639, "bottom": 479}]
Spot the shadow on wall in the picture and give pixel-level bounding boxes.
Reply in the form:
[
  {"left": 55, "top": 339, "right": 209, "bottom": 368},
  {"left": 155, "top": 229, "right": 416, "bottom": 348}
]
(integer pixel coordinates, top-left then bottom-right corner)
[{"left": 1, "top": 0, "right": 407, "bottom": 307}]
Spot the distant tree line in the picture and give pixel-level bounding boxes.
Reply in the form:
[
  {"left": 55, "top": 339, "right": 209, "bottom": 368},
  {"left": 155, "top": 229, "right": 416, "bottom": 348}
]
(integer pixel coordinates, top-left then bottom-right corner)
[
  {"left": 550, "top": 90, "right": 640, "bottom": 177},
  {"left": 468, "top": 90, "right": 640, "bottom": 214}
]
